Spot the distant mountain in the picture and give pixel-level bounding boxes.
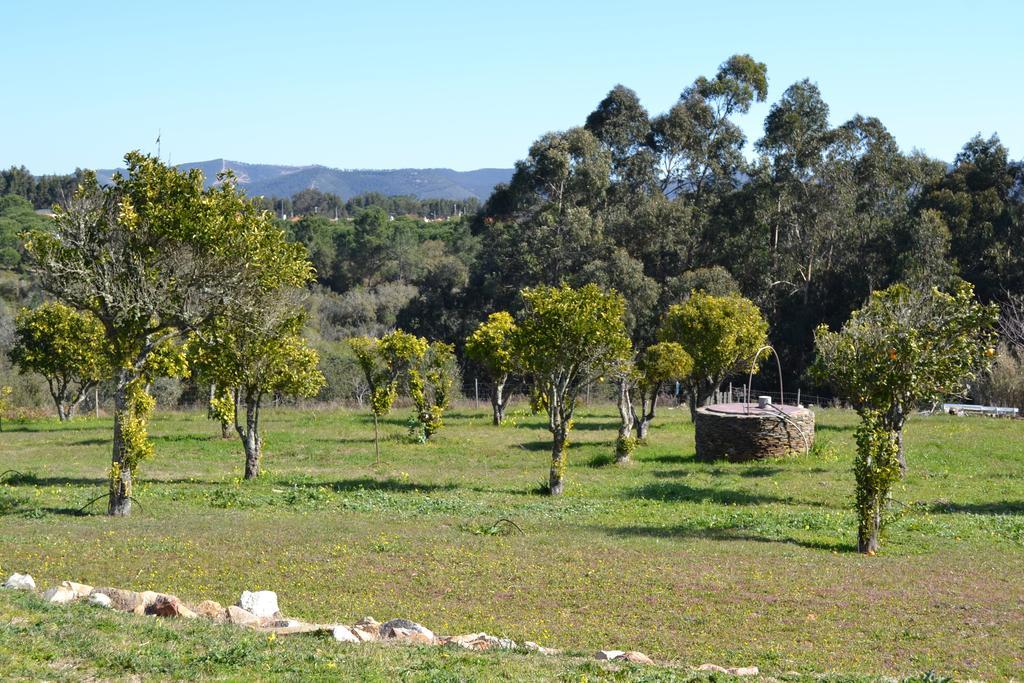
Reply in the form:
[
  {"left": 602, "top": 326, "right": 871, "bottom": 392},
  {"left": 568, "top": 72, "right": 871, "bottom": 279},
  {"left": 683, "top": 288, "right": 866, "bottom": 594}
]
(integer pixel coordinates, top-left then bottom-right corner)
[{"left": 94, "top": 160, "right": 512, "bottom": 202}]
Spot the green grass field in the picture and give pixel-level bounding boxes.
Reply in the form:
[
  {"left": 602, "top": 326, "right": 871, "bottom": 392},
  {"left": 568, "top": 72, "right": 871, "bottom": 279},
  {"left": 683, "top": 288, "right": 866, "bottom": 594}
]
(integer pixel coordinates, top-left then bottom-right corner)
[{"left": 1, "top": 404, "right": 1023, "bottom": 680}]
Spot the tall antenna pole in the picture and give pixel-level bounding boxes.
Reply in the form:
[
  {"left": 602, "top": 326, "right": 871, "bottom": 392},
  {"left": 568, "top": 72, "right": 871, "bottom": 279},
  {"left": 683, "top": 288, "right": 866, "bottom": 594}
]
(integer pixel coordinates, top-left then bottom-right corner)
[{"left": 156, "top": 129, "right": 162, "bottom": 159}]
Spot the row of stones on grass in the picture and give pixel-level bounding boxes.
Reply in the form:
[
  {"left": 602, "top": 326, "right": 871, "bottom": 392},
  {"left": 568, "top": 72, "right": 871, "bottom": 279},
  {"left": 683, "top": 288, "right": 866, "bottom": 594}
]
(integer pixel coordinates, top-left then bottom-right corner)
[{"left": 2, "top": 572, "right": 758, "bottom": 676}]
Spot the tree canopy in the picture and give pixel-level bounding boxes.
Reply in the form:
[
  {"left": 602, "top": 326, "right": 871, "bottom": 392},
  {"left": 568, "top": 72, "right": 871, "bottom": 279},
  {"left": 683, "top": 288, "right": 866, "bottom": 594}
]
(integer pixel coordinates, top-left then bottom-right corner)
[{"left": 512, "top": 283, "right": 631, "bottom": 494}]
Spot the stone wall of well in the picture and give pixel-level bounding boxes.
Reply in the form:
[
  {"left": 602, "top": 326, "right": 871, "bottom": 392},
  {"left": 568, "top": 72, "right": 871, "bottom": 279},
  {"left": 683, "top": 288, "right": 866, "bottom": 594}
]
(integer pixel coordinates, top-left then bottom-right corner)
[{"left": 694, "top": 407, "right": 815, "bottom": 462}]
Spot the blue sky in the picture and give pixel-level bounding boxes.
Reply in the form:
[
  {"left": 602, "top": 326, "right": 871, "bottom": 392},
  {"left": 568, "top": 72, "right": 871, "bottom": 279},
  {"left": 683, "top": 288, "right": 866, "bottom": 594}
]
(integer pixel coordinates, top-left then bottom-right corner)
[{"left": 3, "top": 0, "right": 1022, "bottom": 173}]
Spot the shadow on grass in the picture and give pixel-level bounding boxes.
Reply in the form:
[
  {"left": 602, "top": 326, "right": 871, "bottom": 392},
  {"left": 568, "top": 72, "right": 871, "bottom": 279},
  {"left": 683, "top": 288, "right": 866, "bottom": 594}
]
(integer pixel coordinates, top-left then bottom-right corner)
[
  {"left": 816, "top": 423, "right": 856, "bottom": 434},
  {"left": 69, "top": 438, "right": 110, "bottom": 446},
  {"left": 325, "top": 477, "right": 457, "bottom": 494},
  {"left": 627, "top": 481, "right": 812, "bottom": 506},
  {"left": 603, "top": 523, "right": 855, "bottom": 553},
  {"left": 518, "top": 440, "right": 602, "bottom": 452},
  {"left": 514, "top": 419, "right": 620, "bottom": 432},
  {"left": 643, "top": 453, "right": 696, "bottom": 465},
  {"left": 587, "top": 453, "right": 616, "bottom": 468},
  {"left": 928, "top": 500, "right": 1024, "bottom": 515},
  {"left": 738, "top": 466, "right": 785, "bottom": 478},
  {"left": 0, "top": 473, "right": 106, "bottom": 487}
]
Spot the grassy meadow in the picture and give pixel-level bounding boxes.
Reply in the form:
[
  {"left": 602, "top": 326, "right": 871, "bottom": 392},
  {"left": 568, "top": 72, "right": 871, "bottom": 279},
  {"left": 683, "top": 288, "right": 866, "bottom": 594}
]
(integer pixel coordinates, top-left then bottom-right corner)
[{"left": 1, "top": 403, "right": 1023, "bottom": 680}]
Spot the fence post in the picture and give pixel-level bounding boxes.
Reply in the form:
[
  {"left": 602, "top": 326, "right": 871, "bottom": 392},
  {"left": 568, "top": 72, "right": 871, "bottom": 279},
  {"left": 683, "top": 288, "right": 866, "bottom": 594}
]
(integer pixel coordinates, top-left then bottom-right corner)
[
  {"left": 796, "top": 388, "right": 801, "bottom": 406},
  {"left": 475, "top": 378, "right": 479, "bottom": 410},
  {"left": 95, "top": 386, "right": 99, "bottom": 418}
]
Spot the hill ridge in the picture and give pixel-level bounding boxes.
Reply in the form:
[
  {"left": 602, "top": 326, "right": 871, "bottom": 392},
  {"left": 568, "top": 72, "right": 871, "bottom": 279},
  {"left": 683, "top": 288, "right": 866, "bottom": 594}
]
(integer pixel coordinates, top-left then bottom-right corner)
[{"left": 94, "top": 159, "right": 512, "bottom": 201}]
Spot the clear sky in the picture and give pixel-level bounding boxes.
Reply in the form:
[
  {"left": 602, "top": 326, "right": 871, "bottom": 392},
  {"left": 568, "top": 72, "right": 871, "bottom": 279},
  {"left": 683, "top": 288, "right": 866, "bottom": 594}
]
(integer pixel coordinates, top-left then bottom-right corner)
[{"left": 3, "top": 0, "right": 1022, "bottom": 173}]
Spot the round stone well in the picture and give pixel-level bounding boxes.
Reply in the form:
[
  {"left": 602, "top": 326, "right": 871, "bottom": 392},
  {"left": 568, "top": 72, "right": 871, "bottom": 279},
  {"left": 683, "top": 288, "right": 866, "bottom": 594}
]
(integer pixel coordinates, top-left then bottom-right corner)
[{"left": 694, "top": 402, "right": 815, "bottom": 462}]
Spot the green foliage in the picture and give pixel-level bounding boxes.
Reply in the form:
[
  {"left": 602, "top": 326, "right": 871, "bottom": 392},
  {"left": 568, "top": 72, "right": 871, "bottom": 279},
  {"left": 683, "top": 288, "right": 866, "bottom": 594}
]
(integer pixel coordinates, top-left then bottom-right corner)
[
  {"left": 514, "top": 283, "right": 632, "bottom": 388},
  {"left": 637, "top": 342, "right": 693, "bottom": 393},
  {"left": 811, "top": 281, "right": 999, "bottom": 552},
  {"left": 209, "top": 386, "right": 235, "bottom": 428},
  {"left": 190, "top": 312, "right": 325, "bottom": 409},
  {"left": 465, "top": 311, "right": 517, "bottom": 379},
  {"left": 9, "top": 302, "right": 109, "bottom": 420},
  {"left": 512, "top": 283, "right": 631, "bottom": 493},
  {"left": 659, "top": 292, "right": 768, "bottom": 413},
  {"left": 853, "top": 411, "right": 902, "bottom": 554},
  {"left": 0, "top": 195, "right": 51, "bottom": 271},
  {"left": 811, "top": 282, "right": 999, "bottom": 419},
  {"left": 349, "top": 337, "right": 397, "bottom": 419},
  {"left": 409, "top": 341, "right": 456, "bottom": 439},
  {"left": 349, "top": 330, "right": 430, "bottom": 459},
  {"left": 117, "top": 378, "right": 157, "bottom": 477}
]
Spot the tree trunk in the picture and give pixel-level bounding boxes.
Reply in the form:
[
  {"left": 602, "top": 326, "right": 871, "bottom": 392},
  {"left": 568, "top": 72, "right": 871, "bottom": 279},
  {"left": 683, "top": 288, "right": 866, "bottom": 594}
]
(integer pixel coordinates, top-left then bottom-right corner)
[
  {"left": 372, "top": 412, "right": 381, "bottom": 466},
  {"left": 895, "top": 429, "right": 907, "bottom": 477},
  {"left": 687, "top": 387, "right": 700, "bottom": 422},
  {"left": 108, "top": 370, "right": 133, "bottom": 517},
  {"left": 633, "top": 384, "right": 659, "bottom": 442},
  {"left": 221, "top": 420, "right": 231, "bottom": 439},
  {"left": 549, "top": 427, "right": 567, "bottom": 495},
  {"left": 858, "top": 496, "right": 883, "bottom": 554},
  {"left": 615, "top": 380, "right": 634, "bottom": 464},
  {"left": 491, "top": 376, "right": 508, "bottom": 426},
  {"left": 239, "top": 394, "right": 262, "bottom": 480}
]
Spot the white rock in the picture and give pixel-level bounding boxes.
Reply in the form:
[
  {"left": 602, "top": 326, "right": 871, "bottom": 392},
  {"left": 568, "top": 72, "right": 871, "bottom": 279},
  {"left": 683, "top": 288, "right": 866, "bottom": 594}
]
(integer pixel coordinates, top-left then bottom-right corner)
[
  {"left": 42, "top": 585, "right": 77, "bottom": 604},
  {"left": 3, "top": 573, "right": 35, "bottom": 591},
  {"left": 88, "top": 593, "right": 112, "bottom": 608},
  {"left": 62, "top": 581, "right": 94, "bottom": 598},
  {"left": 238, "top": 590, "right": 279, "bottom": 618},
  {"left": 730, "top": 666, "right": 760, "bottom": 676},
  {"left": 595, "top": 650, "right": 626, "bottom": 660},
  {"left": 332, "top": 625, "right": 359, "bottom": 643}
]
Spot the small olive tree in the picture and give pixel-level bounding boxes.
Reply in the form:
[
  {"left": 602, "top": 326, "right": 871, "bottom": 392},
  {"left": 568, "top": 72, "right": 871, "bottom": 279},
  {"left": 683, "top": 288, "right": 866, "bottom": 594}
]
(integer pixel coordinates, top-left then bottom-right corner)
[
  {"left": 189, "top": 303, "right": 324, "bottom": 480},
  {"left": 612, "top": 342, "right": 693, "bottom": 463},
  {"left": 349, "top": 330, "right": 427, "bottom": 463},
  {"left": 513, "top": 283, "right": 631, "bottom": 494},
  {"left": 632, "top": 342, "right": 693, "bottom": 441},
  {"left": 465, "top": 311, "right": 518, "bottom": 425},
  {"left": 409, "top": 341, "right": 456, "bottom": 440},
  {"left": 9, "top": 302, "right": 109, "bottom": 421},
  {"left": 659, "top": 292, "right": 768, "bottom": 420},
  {"left": 811, "top": 282, "right": 998, "bottom": 554}
]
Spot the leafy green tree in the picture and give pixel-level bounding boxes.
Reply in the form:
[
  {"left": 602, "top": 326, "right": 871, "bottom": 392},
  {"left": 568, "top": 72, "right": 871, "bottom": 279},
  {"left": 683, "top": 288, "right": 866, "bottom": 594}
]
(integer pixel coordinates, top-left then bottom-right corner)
[
  {"left": 632, "top": 342, "right": 693, "bottom": 441},
  {"left": 349, "top": 330, "right": 427, "bottom": 463},
  {"left": 24, "top": 152, "right": 308, "bottom": 516},
  {"left": 512, "top": 283, "right": 631, "bottom": 494},
  {"left": 612, "top": 341, "right": 694, "bottom": 464},
  {"left": 409, "top": 341, "right": 456, "bottom": 440},
  {"left": 651, "top": 54, "right": 767, "bottom": 203},
  {"left": 189, "top": 301, "right": 325, "bottom": 480},
  {"left": 811, "top": 281, "right": 998, "bottom": 553},
  {"left": 9, "top": 302, "right": 109, "bottom": 421},
  {"left": 465, "top": 311, "right": 518, "bottom": 424},
  {"left": 918, "top": 134, "right": 1024, "bottom": 299},
  {"left": 659, "top": 292, "right": 768, "bottom": 420},
  {"left": 585, "top": 84, "right": 656, "bottom": 197}
]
